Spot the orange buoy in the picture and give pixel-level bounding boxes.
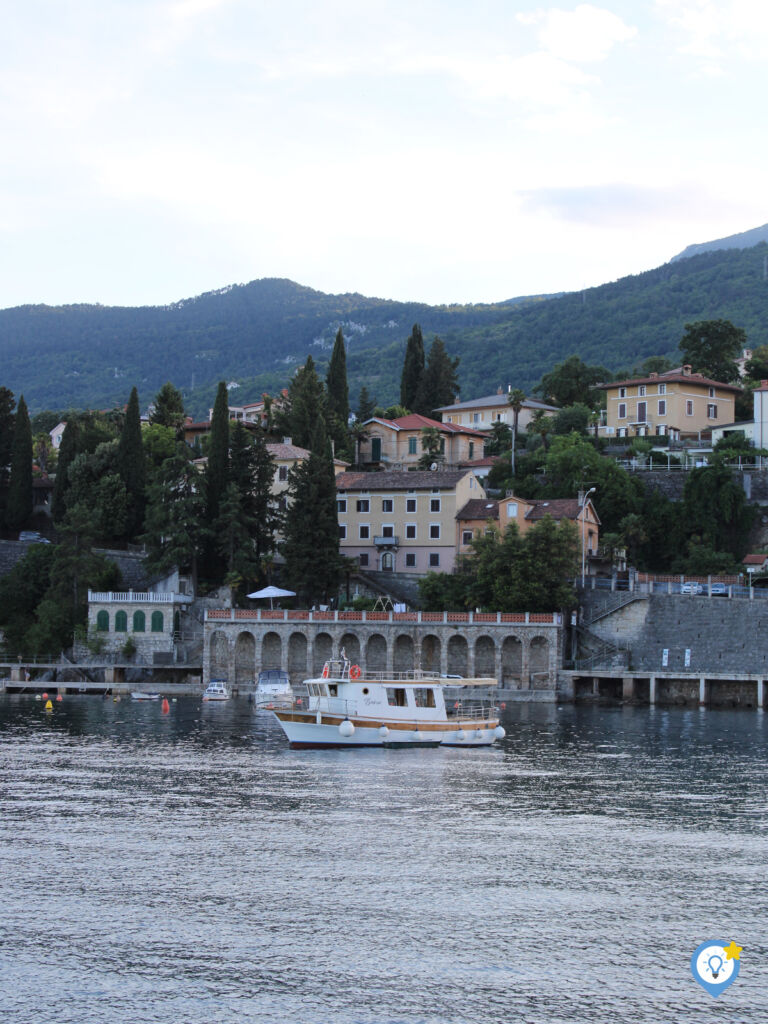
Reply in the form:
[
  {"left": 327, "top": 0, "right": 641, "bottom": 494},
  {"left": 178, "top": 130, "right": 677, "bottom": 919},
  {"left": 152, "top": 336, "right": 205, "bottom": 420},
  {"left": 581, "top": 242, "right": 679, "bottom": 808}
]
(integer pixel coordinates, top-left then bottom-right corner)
[
  {"left": 501, "top": 702, "right": 506, "bottom": 710},
  {"left": 42, "top": 692, "right": 48, "bottom": 701},
  {"left": 161, "top": 698, "right": 170, "bottom": 714},
  {"left": 55, "top": 694, "right": 63, "bottom": 703}
]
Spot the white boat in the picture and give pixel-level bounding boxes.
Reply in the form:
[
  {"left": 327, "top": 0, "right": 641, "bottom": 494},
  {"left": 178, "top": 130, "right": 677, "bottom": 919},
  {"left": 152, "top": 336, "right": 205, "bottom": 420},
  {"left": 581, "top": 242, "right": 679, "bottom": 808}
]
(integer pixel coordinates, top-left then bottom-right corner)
[
  {"left": 131, "top": 691, "right": 161, "bottom": 701},
  {"left": 271, "top": 653, "right": 505, "bottom": 749},
  {"left": 202, "top": 679, "right": 230, "bottom": 702},
  {"left": 254, "top": 669, "right": 292, "bottom": 707}
]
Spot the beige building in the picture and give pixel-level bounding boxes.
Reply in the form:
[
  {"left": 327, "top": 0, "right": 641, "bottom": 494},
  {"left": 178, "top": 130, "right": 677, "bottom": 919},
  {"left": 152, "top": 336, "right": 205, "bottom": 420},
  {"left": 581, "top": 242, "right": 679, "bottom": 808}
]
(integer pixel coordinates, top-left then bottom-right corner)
[
  {"left": 599, "top": 366, "right": 740, "bottom": 439},
  {"left": 336, "top": 469, "right": 486, "bottom": 575},
  {"left": 361, "top": 414, "right": 487, "bottom": 469},
  {"left": 268, "top": 440, "right": 348, "bottom": 499},
  {"left": 457, "top": 493, "right": 600, "bottom": 564},
  {"left": 435, "top": 390, "right": 558, "bottom": 432}
]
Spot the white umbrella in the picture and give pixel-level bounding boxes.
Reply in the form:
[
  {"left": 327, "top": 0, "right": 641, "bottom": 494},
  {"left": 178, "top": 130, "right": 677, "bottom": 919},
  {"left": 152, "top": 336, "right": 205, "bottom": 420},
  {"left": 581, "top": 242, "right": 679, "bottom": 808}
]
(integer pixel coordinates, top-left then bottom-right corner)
[{"left": 247, "top": 585, "right": 296, "bottom": 609}]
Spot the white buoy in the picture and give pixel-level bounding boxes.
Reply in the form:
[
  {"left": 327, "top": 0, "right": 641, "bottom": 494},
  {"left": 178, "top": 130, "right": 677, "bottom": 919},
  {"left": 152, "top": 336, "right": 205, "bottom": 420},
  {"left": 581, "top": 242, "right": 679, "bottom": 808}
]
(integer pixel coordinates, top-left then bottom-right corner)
[
  {"left": 456, "top": 729, "right": 466, "bottom": 742},
  {"left": 338, "top": 718, "right": 355, "bottom": 738},
  {"left": 493, "top": 725, "right": 506, "bottom": 740},
  {"left": 413, "top": 729, "right": 424, "bottom": 742},
  {"left": 378, "top": 725, "right": 389, "bottom": 739}
]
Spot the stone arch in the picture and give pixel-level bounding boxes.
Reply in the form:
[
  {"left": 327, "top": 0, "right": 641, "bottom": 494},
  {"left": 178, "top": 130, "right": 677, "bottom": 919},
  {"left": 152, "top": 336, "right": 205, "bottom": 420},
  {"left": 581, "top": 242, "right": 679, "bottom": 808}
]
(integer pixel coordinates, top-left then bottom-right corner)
[
  {"left": 235, "top": 631, "right": 256, "bottom": 687},
  {"left": 502, "top": 636, "right": 523, "bottom": 686},
  {"left": 366, "top": 633, "right": 387, "bottom": 673},
  {"left": 394, "top": 633, "right": 414, "bottom": 673},
  {"left": 210, "top": 630, "right": 229, "bottom": 679},
  {"left": 475, "top": 634, "right": 495, "bottom": 676},
  {"left": 421, "top": 633, "right": 441, "bottom": 675},
  {"left": 447, "top": 634, "right": 469, "bottom": 677},
  {"left": 339, "top": 632, "right": 361, "bottom": 666},
  {"left": 288, "top": 632, "right": 308, "bottom": 677},
  {"left": 380, "top": 551, "right": 394, "bottom": 572},
  {"left": 262, "top": 632, "right": 281, "bottom": 671},
  {"left": 530, "top": 635, "right": 550, "bottom": 688},
  {"left": 313, "top": 632, "right": 334, "bottom": 674}
]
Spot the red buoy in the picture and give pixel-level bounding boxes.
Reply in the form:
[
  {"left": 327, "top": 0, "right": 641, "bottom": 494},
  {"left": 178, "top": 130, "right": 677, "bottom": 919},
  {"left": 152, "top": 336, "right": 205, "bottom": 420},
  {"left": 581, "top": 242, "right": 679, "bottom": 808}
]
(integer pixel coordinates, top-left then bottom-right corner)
[
  {"left": 42, "top": 692, "right": 48, "bottom": 701},
  {"left": 55, "top": 694, "right": 63, "bottom": 703},
  {"left": 161, "top": 698, "right": 170, "bottom": 714}
]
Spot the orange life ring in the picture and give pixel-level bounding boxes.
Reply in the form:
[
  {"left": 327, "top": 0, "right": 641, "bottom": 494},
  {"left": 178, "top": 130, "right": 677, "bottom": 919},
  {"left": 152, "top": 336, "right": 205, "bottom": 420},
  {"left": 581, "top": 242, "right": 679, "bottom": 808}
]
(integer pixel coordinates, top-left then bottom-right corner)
[
  {"left": 350, "top": 664, "right": 362, "bottom": 679},
  {"left": 322, "top": 664, "right": 329, "bottom": 678}
]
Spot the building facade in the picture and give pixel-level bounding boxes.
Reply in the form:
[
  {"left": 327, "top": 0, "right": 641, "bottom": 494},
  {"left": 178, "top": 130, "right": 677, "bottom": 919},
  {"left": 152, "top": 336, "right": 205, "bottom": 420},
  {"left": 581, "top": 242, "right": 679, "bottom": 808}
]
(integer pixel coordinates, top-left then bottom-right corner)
[
  {"left": 335, "top": 469, "right": 485, "bottom": 575},
  {"left": 360, "top": 414, "right": 487, "bottom": 469},
  {"left": 599, "top": 366, "right": 740, "bottom": 439},
  {"left": 434, "top": 391, "right": 558, "bottom": 433}
]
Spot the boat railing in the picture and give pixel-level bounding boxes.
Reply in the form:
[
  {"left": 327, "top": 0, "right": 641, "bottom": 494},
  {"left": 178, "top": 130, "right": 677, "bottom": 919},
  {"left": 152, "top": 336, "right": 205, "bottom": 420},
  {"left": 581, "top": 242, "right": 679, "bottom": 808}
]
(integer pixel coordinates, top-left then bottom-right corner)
[
  {"left": 445, "top": 702, "right": 499, "bottom": 721},
  {"left": 259, "top": 695, "right": 358, "bottom": 716}
]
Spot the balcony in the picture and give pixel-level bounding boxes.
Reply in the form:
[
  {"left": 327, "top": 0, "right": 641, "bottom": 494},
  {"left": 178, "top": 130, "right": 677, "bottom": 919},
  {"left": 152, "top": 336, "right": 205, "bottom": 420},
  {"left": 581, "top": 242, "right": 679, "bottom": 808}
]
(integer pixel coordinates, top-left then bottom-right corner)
[{"left": 374, "top": 535, "right": 399, "bottom": 548}]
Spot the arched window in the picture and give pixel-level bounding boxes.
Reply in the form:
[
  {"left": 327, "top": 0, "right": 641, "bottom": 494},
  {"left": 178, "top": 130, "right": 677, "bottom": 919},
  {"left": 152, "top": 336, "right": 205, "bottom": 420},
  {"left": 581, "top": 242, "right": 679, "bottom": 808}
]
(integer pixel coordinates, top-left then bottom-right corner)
[
  {"left": 133, "top": 610, "right": 146, "bottom": 632},
  {"left": 115, "top": 610, "right": 128, "bottom": 633},
  {"left": 151, "top": 611, "right": 164, "bottom": 633},
  {"left": 96, "top": 610, "right": 109, "bottom": 632}
]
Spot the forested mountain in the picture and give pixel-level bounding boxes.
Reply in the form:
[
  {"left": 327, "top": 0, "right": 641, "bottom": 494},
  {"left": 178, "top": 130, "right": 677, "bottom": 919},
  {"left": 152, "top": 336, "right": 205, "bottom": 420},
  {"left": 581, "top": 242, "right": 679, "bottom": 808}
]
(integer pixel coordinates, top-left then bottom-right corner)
[
  {"left": 671, "top": 223, "right": 768, "bottom": 262},
  {"left": 3, "top": 240, "right": 768, "bottom": 416}
]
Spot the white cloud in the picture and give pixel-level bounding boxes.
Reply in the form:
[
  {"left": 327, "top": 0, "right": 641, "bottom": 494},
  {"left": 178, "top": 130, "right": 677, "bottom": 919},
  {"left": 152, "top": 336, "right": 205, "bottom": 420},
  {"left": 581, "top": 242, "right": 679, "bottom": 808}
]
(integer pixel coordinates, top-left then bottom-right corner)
[
  {"left": 518, "top": 4, "right": 637, "bottom": 62},
  {"left": 656, "top": 0, "right": 768, "bottom": 61}
]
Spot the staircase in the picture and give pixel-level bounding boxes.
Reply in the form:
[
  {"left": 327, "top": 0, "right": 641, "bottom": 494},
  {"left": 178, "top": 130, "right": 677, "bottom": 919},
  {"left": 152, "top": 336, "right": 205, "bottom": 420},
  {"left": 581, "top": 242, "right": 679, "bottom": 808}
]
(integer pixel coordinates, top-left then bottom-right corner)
[{"left": 573, "top": 623, "right": 631, "bottom": 671}]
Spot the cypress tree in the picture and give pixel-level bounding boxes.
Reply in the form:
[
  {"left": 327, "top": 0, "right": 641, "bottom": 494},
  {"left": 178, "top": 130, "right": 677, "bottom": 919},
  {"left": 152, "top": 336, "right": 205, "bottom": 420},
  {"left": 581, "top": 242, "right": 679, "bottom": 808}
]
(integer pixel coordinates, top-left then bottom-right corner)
[
  {"left": 205, "top": 381, "right": 230, "bottom": 528},
  {"left": 416, "top": 336, "right": 460, "bottom": 416},
  {"left": 281, "top": 356, "right": 326, "bottom": 450},
  {"left": 143, "top": 444, "right": 206, "bottom": 594},
  {"left": 326, "top": 329, "right": 350, "bottom": 458},
  {"left": 355, "top": 386, "right": 376, "bottom": 423},
  {"left": 116, "top": 387, "right": 146, "bottom": 539},
  {"left": 282, "top": 418, "right": 341, "bottom": 606},
  {"left": 228, "top": 421, "right": 280, "bottom": 575},
  {"left": 0, "top": 387, "right": 15, "bottom": 486},
  {"left": 400, "top": 323, "right": 425, "bottom": 411},
  {"left": 5, "top": 395, "right": 33, "bottom": 531}
]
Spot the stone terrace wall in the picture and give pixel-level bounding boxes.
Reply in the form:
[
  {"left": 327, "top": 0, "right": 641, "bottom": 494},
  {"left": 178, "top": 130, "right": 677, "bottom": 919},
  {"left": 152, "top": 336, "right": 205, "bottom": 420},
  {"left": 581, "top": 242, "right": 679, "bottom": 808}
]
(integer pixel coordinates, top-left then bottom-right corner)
[{"left": 584, "top": 591, "right": 768, "bottom": 676}]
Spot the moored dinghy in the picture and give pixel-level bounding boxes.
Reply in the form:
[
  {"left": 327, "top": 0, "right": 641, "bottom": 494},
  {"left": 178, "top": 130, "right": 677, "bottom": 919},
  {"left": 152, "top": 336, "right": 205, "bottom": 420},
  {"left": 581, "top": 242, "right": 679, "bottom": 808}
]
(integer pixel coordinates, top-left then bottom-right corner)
[{"left": 271, "top": 651, "right": 505, "bottom": 749}]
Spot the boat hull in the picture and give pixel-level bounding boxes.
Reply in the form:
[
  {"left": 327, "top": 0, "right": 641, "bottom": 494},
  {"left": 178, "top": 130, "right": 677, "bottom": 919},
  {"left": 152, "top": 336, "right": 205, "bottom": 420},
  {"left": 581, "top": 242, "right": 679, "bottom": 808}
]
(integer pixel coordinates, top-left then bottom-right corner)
[{"left": 273, "top": 710, "right": 499, "bottom": 748}]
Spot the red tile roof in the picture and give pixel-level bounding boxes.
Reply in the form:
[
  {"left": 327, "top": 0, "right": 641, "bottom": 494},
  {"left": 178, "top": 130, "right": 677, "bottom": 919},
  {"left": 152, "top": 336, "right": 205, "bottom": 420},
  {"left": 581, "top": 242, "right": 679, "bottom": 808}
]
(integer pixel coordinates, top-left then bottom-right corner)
[
  {"left": 743, "top": 554, "right": 768, "bottom": 565},
  {"left": 335, "top": 470, "right": 475, "bottom": 491},
  {"left": 365, "top": 414, "right": 487, "bottom": 436},
  {"left": 601, "top": 369, "right": 741, "bottom": 392},
  {"left": 457, "top": 499, "right": 499, "bottom": 521}
]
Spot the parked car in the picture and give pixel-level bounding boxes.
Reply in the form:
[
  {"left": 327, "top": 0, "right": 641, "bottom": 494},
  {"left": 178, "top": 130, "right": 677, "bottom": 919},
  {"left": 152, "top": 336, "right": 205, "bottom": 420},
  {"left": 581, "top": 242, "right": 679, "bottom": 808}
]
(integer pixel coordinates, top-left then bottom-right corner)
[
  {"left": 680, "top": 582, "right": 703, "bottom": 595},
  {"left": 709, "top": 583, "right": 729, "bottom": 597},
  {"left": 18, "top": 530, "right": 51, "bottom": 544}
]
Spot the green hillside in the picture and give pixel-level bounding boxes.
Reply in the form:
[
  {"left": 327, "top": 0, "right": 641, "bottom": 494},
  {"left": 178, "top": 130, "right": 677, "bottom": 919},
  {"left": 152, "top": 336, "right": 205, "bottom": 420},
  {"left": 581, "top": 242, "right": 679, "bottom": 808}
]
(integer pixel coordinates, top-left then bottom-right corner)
[{"left": 2, "top": 242, "right": 768, "bottom": 416}]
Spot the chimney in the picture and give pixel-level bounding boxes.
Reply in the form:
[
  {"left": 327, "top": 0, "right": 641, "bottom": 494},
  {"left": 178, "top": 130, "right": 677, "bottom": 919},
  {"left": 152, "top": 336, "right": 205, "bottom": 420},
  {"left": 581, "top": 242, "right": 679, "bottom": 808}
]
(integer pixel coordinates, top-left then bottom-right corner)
[
  {"left": 682, "top": 364, "right": 692, "bottom": 376},
  {"left": 497, "top": 387, "right": 503, "bottom": 395},
  {"left": 283, "top": 436, "right": 292, "bottom": 445},
  {"left": 649, "top": 372, "right": 658, "bottom": 379}
]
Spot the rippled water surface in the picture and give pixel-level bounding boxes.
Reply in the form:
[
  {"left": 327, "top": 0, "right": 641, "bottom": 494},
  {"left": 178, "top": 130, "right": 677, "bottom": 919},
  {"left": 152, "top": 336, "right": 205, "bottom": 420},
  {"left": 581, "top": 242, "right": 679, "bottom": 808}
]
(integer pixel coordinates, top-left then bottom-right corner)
[{"left": 1, "top": 696, "right": 767, "bottom": 1023}]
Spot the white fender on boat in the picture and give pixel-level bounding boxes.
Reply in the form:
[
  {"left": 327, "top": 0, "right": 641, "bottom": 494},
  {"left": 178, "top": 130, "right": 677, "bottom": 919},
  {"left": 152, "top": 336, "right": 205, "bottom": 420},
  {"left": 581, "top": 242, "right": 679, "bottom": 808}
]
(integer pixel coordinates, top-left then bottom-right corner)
[
  {"left": 413, "top": 729, "right": 424, "bottom": 742},
  {"left": 493, "top": 725, "right": 506, "bottom": 740},
  {"left": 339, "top": 718, "right": 355, "bottom": 738},
  {"left": 316, "top": 710, "right": 322, "bottom": 725},
  {"left": 378, "top": 725, "right": 389, "bottom": 739},
  {"left": 456, "top": 729, "right": 466, "bottom": 742},
  {"left": 475, "top": 729, "right": 485, "bottom": 739}
]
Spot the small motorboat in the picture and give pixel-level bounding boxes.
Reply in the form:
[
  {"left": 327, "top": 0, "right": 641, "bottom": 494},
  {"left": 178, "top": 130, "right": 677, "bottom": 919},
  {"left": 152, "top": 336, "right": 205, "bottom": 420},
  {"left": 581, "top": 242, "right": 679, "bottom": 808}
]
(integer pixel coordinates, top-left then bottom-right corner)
[
  {"left": 254, "top": 669, "right": 292, "bottom": 708},
  {"left": 131, "top": 691, "right": 161, "bottom": 701},
  {"left": 202, "top": 679, "right": 230, "bottom": 702}
]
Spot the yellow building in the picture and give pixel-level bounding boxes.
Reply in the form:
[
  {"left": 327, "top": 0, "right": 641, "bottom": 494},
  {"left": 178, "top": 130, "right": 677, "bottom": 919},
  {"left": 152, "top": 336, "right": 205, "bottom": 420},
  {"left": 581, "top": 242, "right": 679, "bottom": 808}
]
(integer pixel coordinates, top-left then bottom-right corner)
[
  {"left": 336, "top": 469, "right": 485, "bottom": 574},
  {"left": 599, "top": 366, "right": 740, "bottom": 440}
]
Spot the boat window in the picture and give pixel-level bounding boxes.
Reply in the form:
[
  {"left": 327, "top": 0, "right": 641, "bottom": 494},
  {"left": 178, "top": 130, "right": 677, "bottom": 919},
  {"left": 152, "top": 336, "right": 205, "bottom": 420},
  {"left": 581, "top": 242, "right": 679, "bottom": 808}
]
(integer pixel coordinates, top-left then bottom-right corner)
[
  {"left": 413, "top": 687, "right": 436, "bottom": 708},
  {"left": 386, "top": 687, "right": 407, "bottom": 707},
  {"left": 328, "top": 684, "right": 338, "bottom": 697}
]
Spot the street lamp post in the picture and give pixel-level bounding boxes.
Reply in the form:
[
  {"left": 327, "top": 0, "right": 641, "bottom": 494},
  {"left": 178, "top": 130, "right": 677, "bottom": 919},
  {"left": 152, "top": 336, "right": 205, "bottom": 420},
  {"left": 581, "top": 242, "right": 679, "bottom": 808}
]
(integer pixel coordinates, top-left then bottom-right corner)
[{"left": 581, "top": 487, "right": 596, "bottom": 584}]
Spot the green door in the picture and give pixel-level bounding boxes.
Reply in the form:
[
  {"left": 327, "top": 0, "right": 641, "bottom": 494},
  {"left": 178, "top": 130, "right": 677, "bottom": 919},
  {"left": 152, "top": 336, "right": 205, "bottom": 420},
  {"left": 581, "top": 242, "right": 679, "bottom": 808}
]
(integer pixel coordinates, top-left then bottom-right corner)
[{"left": 371, "top": 437, "right": 382, "bottom": 461}]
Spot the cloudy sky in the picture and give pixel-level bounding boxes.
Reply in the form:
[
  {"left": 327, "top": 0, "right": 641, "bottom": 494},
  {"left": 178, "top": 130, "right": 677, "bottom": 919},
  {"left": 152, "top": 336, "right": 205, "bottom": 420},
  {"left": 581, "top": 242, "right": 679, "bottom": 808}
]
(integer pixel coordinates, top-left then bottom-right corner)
[{"left": 2, "top": 0, "right": 766, "bottom": 308}]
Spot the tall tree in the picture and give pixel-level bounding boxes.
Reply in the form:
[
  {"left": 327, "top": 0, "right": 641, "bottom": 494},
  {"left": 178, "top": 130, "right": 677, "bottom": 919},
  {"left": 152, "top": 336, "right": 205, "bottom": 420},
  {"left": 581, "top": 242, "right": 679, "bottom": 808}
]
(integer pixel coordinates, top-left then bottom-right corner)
[
  {"left": 355, "top": 386, "right": 376, "bottom": 423},
  {"left": 282, "top": 419, "right": 341, "bottom": 606},
  {"left": 326, "top": 329, "right": 350, "bottom": 458},
  {"left": 535, "top": 355, "right": 609, "bottom": 408},
  {"left": 5, "top": 395, "right": 33, "bottom": 531},
  {"left": 0, "top": 387, "right": 15, "bottom": 485},
  {"left": 205, "top": 381, "right": 230, "bottom": 528},
  {"left": 416, "top": 336, "right": 460, "bottom": 415},
  {"left": 143, "top": 445, "right": 207, "bottom": 593},
  {"left": 508, "top": 388, "right": 526, "bottom": 473},
  {"left": 400, "top": 324, "right": 425, "bottom": 411},
  {"left": 280, "top": 356, "right": 327, "bottom": 450},
  {"left": 116, "top": 387, "right": 146, "bottom": 540},
  {"left": 150, "top": 381, "right": 186, "bottom": 434},
  {"left": 227, "top": 421, "right": 280, "bottom": 578},
  {"left": 679, "top": 319, "right": 746, "bottom": 383}
]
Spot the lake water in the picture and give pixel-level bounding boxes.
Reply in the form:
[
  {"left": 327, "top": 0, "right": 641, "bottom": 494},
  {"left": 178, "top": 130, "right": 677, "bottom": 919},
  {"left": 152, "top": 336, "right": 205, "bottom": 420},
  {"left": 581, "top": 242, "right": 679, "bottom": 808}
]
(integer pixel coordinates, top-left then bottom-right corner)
[{"left": 1, "top": 696, "right": 766, "bottom": 1023}]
